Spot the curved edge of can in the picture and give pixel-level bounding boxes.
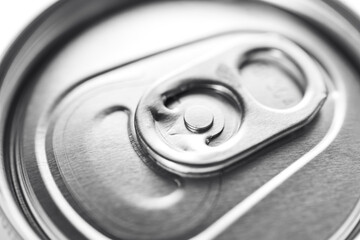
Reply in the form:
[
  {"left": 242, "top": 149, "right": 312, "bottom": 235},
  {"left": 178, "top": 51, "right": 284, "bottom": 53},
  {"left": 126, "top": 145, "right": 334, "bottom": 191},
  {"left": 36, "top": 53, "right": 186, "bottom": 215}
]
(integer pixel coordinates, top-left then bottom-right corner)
[
  {"left": 0, "top": 0, "right": 146, "bottom": 239},
  {"left": 2, "top": 0, "right": 360, "bottom": 239},
  {"left": 261, "top": 1, "right": 360, "bottom": 240}
]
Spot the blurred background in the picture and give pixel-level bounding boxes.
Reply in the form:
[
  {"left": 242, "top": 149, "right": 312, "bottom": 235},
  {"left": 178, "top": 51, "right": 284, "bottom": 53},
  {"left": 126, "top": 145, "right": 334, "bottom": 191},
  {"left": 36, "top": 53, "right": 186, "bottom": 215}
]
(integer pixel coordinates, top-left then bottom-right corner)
[
  {"left": 0, "top": 0, "right": 55, "bottom": 57},
  {"left": 0, "top": 0, "right": 359, "bottom": 59}
]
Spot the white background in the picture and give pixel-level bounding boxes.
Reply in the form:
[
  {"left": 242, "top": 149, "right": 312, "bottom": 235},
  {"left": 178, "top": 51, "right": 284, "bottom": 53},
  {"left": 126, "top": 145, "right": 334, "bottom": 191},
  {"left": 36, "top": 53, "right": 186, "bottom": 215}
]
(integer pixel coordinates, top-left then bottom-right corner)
[
  {"left": 0, "top": 0, "right": 359, "bottom": 58},
  {"left": 0, "top": 0, "right": 56, "bottom": 58}
]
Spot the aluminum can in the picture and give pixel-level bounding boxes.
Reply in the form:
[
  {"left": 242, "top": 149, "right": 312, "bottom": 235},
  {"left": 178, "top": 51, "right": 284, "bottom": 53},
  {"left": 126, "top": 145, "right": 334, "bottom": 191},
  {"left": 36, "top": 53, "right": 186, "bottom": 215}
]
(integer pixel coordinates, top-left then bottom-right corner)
[{"left": 1, "top": 1, "right": 360, "bottom": 239}]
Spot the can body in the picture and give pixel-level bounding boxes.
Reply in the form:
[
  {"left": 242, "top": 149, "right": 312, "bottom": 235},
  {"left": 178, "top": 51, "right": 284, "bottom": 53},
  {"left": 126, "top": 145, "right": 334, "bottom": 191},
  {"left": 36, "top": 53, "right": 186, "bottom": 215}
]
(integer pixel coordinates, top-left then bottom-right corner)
[{"left": 1, "top": 1, "right": 360, "bottom": 239}]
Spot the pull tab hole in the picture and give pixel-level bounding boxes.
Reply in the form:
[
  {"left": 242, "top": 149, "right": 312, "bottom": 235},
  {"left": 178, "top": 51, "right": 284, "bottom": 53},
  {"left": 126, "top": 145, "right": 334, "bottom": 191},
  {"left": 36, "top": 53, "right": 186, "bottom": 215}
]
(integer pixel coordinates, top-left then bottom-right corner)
[{"left": 239, "top": 49, "right": 305, "bottom": 109}]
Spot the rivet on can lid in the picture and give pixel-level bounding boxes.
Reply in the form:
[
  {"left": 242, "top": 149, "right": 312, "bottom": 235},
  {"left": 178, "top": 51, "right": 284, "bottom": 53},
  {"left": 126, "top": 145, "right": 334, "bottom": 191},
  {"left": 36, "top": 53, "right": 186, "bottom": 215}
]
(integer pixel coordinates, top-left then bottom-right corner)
[{"left": 184, "top": 106, "right": 214, "bottom": 133}]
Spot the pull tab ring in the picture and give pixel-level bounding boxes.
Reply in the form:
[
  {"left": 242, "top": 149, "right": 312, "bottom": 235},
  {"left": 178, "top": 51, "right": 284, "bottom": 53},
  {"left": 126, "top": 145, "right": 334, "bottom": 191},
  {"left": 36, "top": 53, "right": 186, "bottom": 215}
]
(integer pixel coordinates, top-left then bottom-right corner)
[{"left": 135, "top": 33, "right": 327, "bottom": 176}]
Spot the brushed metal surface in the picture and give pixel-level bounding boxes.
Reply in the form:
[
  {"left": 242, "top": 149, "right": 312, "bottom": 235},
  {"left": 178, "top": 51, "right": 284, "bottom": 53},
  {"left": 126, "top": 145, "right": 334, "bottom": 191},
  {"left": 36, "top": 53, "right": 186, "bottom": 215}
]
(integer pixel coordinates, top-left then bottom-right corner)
[
  {"left": 1, "top": 1, "right": 360, "bottom": 240},
  {"left": 15, "top": 2, "right": 345, "bottom": 239}
]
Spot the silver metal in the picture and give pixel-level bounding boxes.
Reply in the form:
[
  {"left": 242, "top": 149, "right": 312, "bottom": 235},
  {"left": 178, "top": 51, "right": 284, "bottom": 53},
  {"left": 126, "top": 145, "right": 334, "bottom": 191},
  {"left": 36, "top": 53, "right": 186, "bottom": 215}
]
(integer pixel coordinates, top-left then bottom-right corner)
[
  {"left": 1, "top": 1, "right": 360, "bottom": 240},
  {"left": 184, "top": 106, "right": 214, "bottom": 133},
  {"left": 135, "top": 34, "right": 327, "bottom": 176}
]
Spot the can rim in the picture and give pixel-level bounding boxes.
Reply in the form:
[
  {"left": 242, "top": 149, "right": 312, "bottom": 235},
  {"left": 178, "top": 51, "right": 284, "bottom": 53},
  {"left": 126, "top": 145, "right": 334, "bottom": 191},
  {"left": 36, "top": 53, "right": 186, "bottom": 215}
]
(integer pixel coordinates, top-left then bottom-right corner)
[
  {"left": 1, "top": 0, "right": 360, "bottom": 239},
  {"left": 0, "top": 0, "right": 143, "bottom": 239}
]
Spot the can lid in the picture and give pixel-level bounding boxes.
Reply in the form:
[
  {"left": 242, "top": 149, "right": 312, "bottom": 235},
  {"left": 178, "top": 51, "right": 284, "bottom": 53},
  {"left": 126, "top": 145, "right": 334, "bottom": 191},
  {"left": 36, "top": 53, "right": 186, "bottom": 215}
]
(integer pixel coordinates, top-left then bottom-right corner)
[{"left": 2, "top": 1, "right": 360, "bottom": 240}]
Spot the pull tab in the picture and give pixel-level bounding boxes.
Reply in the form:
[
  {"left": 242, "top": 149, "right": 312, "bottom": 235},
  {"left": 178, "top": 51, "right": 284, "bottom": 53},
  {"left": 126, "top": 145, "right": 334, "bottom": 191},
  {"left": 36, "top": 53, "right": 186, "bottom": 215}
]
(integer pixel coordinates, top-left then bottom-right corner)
[{"left": 135, "top": 34, "right": 327, "bottom": 177}]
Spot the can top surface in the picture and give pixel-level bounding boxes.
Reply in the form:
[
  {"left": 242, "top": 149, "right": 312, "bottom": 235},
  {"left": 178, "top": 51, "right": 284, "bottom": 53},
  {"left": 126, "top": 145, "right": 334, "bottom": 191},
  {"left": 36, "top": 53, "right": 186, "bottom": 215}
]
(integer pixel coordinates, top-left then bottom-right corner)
[{"left": 1, "top": 1, "right": 360, "bottom": 240}]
